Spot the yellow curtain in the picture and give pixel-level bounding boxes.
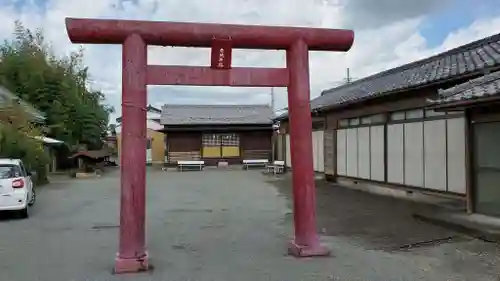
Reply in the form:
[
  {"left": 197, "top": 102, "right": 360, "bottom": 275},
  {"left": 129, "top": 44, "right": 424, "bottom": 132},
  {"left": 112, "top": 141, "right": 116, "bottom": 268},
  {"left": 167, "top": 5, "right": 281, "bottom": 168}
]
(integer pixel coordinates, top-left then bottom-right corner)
[
  {"left": 203, "top": 146, "right": 221, "bottom": 157},
  {"left": 222, "top": 146, "right": 240, "bottom": 157}
]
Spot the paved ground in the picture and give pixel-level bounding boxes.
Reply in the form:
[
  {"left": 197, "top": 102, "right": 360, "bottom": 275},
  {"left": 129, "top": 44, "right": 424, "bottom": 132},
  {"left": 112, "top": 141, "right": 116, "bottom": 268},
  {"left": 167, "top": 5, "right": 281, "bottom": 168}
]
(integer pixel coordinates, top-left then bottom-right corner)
[{"left": 1, "top": 168, "right": 500, "bottom": 281}]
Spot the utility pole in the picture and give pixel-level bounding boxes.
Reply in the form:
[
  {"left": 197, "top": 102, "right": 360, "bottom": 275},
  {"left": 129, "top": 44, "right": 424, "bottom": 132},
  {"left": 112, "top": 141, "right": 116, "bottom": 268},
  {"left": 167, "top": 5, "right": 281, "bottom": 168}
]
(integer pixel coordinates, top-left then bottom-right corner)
[
  {"left": 345, "top": 68, "right": 352, "bottom": 83},
  {"left": 325, "top": 68, "right": 357, "bottom": 88}
]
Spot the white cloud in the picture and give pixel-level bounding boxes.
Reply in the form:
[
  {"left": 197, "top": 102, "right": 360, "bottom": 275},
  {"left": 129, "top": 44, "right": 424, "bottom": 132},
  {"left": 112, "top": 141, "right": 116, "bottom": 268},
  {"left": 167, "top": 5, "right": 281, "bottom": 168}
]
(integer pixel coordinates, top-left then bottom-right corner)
[{"left": 0, "top": 0, "right": 499, "bottom": 123}]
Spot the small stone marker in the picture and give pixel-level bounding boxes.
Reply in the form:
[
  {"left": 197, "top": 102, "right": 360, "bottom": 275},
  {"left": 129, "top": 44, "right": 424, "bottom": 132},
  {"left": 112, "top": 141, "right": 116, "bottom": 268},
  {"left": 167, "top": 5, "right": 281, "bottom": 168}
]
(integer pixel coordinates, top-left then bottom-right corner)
[{"left": 218, "top": 161, "right": 229, "bottom": 168}]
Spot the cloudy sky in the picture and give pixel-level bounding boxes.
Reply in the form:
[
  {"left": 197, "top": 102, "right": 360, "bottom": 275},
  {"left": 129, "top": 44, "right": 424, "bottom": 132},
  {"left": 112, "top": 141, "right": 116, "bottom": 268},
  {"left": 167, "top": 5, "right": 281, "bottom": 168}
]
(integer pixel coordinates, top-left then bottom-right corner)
[{"left": 1, "top": 0, "right": 500, "bottom": 123}]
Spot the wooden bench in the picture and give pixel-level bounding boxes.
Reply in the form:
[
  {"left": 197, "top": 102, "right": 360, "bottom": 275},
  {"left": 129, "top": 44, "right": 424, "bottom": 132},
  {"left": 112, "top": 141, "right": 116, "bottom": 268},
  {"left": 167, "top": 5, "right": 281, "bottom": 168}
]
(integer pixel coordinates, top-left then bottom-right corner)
[
  {"left": 242, "top": 159, "right": 269, "bottom": 169},
  {"left": 266, "top": 160, "right": 285, "bottom": 175},
  {"left": 177, "top": 160, "right": 204, "bottom": 172}
]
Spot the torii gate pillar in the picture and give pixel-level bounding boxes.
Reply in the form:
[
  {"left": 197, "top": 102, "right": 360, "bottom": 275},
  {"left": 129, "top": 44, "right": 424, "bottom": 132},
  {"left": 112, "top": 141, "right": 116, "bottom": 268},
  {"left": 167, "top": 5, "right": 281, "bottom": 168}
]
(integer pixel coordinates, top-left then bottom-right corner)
[{"left": 65, "top": 18, "right": 354, "bottom": 274}]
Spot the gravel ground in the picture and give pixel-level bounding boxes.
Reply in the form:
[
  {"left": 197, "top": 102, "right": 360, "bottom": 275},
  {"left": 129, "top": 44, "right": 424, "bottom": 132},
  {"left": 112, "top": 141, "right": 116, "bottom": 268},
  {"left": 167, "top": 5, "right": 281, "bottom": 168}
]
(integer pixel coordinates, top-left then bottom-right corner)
[{"left": 0, "top": 168, "right": 499, "bottom": 281}]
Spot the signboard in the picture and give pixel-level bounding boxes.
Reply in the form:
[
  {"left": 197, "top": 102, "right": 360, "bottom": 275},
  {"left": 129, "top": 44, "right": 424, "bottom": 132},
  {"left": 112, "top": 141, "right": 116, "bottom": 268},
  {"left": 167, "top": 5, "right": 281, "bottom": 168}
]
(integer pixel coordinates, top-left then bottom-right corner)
[{"left": 210, "top": 38, "right": 232, "bottom": 69}]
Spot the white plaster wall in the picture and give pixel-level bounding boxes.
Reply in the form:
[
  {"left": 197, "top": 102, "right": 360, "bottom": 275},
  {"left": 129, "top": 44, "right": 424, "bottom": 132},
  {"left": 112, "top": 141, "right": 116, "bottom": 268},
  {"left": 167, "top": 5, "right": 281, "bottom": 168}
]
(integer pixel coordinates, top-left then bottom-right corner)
[
  {"left": 346, "top": 128, "right": 359, "bottom": 177},
  {"left": 357, "top": 127, "right": 371, "bottom": 179},
  {"left": 404, "top": 122, "right": 424, "bottom": 187},
  {"left": 313, "top": 131, "right": 325, "bottom": 172},
  {"left": 446, "top": 117, "right": 467, "bottom": 194},
  {"left": 312, "top": 131, "right": 318, "bottom": 171},
  {"left": 370, "top": 125, "right": 385, "bottom": 181},
  {"left": 387, "top": 124, "right": 404, "bottom": 184},
  {"left": 424, "top": 120, "right": 447, "bottom": 191},
  {"left": 336, "top": 129, "right": 347, "bottom": 176},
  {"left": 285, "top": 134, "right": 291, "bottom": 168}
]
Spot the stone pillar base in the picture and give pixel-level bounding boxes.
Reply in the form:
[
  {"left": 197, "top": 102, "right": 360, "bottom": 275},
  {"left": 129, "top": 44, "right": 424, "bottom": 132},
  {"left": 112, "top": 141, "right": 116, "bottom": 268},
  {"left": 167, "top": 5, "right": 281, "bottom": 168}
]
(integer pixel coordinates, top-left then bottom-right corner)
[
  {"left": 287, "top": 241, "right": 331, "bottom": 257},
  {"left": 114, "top": 252, "right": 150, "bottom": 274}
]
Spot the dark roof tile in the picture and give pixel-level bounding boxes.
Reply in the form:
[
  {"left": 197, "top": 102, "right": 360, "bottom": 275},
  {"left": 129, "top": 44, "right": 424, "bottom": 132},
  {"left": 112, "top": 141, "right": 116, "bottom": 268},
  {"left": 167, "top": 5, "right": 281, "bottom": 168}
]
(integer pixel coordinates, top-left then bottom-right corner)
[
  {"left": 0, "top": 86, "right": 45, "bottom": 123},
  {"left": 309, "top": 32, "right": 500, "bottom": 112},
  {"left": 430, "top": 70, "right": 500, "bottom": 105},
  {"left": 70, "top": 150, "right": 111, "bottom": 159},
  {"left": 160, "top": 104, "right": 274, "bottom": 125},
  {"left": 116, "top": 104, "right": 161, "bottom": 123}
]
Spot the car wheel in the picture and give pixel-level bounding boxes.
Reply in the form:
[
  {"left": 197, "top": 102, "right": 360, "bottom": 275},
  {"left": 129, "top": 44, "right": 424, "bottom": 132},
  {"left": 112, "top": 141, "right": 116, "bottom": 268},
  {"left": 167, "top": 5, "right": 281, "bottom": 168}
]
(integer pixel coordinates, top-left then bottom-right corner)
[
  {"left": 28, "top": 188, "right": 36, "bottom": 206},
  {"left": 18, "top": 206, "right": 29, "bottom": 219}
]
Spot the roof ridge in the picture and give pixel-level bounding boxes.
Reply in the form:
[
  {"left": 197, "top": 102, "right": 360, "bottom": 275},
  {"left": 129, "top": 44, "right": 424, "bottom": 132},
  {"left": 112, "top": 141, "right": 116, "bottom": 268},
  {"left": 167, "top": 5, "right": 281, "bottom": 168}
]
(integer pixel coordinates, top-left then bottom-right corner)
[
  {"left": 161, "top": 104, "right": 271, "bottom": 108},
  {"left": 160, "top": 102, "right": 274, "bottom": 125},
  {"left": 431, "top": 69, "right": 500, "bottom": 105},
  {"left": 439, "top": 70, "right": 500, "bottom": 97},
  {"left": 322, "top": 32, "right": 500, "bottom": 95}
]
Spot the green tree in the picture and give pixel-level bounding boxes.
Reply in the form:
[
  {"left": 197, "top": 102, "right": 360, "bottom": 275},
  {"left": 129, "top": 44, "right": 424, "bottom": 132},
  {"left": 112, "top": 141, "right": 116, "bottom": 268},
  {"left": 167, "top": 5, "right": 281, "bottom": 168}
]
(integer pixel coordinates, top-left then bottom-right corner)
[
  {"left": 0, "top": 101, "right": 50, "bottom": 184},
  {"left": 0, "top": 21, "right": 113, "bottom": 150},
  {"left": 108, "top": 124, "right": 117, "bottom": 136}
]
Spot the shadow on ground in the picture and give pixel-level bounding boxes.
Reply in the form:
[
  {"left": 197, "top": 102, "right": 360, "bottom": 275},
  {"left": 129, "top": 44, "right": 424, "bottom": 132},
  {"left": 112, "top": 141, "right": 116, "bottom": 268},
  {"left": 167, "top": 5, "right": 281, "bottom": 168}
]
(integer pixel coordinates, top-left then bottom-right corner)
[{"left": 268, "top": 174, "right": 471, "bottom": 252}]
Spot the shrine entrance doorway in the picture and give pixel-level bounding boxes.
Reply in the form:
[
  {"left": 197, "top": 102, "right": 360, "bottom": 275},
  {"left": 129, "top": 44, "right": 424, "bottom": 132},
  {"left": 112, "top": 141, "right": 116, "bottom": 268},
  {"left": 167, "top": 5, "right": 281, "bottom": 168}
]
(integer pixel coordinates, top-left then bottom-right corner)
[{"left": 64, "top": 17, "right": 354, "bottom": 273}]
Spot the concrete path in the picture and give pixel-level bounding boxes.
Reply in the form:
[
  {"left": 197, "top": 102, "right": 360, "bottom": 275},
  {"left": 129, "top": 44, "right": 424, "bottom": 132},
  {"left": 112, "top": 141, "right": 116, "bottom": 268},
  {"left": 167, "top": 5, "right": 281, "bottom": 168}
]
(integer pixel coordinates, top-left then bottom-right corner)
[{"left": 0, "top": 168, "right": 499, "bottom": 280}]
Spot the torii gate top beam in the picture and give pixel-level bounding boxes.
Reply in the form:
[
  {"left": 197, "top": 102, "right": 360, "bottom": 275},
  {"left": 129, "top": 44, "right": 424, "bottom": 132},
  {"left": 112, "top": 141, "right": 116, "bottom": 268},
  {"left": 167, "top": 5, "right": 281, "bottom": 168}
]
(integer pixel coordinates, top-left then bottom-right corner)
[{"left": 65, "top": 18, "right": 354, "bottom": 51}]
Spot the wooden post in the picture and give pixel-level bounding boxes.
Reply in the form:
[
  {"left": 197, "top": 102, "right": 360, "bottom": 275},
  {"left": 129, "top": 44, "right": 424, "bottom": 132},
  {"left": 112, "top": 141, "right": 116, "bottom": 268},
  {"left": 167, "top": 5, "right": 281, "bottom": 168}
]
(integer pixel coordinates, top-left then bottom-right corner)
[
  {"left": 115, "top": 34, "right": 149, "bottom": 273},
  {"left": 286, "top": 39, "right": 329, "bottom": 257}
]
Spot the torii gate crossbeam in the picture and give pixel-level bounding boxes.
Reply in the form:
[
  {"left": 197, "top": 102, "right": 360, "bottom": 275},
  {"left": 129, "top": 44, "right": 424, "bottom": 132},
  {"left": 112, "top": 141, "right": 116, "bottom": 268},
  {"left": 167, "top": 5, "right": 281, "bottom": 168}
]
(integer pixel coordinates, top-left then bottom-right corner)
[{"left": 65, "top": 17, "right": 354, "bottom": 274}]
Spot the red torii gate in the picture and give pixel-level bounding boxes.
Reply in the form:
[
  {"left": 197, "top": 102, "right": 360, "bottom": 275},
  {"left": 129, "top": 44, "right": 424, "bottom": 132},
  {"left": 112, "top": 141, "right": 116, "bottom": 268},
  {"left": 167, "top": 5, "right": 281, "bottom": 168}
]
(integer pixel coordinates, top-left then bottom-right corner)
[{"left": 65, "top": 17, "right": 354, "bottom": 274}]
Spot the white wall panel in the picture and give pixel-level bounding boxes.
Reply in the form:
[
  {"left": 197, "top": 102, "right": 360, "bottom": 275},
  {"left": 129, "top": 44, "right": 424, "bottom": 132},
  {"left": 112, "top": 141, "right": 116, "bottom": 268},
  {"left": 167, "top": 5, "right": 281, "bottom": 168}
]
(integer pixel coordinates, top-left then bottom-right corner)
[
  {"left": 324, "top": 130, "right": 334, "bottom": 175},
  {"left": 287, "top": 131, "right": 326, "bottom": 172},
  {"left": 424, "top": 120, "right": 447, "bottom": 191},
  {"left": 315, "top": 131, "right": 325, "bottom": 172},
  {"left": 312, "top": 132, "right": 318, "bottom": 171},
  {"left": 346, "top": 128, "right": 358, "bottom": 177},
  {"left": 146, "top": 149, "right": 152, "bottom": 164},
  {"left": 370, "top": 126, "right": 385, "bottom": 181},
  {"left": 404, "top": 122, "right": 424, "bottom": 187},
  {"left": 285, "top": 134, "right": 291, "bottom": 168},
  {"left": 387, "top": 124, "right": 404, "bottom": 184},
  {"left": 357, "top": 127, "right": 371, "bottom": 179},
  {"left": 447, "top": 117, "right": 466, "bottom": 194},
  {"left": 336, "top": 129, "right": 347, "bottom": 175}
]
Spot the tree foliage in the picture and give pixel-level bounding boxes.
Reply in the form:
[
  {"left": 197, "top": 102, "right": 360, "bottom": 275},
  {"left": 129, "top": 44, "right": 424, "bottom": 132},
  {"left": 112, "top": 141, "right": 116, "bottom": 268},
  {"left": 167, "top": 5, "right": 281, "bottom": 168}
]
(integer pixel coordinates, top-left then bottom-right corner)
[
  {"left": 0, "top": 102, "right": 50, "bottom": 184},
  {"left": 0, "top": 21, "right": 113, "bottom": 150}
]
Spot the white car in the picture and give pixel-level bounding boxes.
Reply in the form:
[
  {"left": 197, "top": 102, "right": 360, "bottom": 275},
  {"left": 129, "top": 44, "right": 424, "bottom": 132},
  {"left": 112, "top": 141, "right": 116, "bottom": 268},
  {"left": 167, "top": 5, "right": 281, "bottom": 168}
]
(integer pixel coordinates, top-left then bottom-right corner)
[{"left": 0, "top": 159, "right": 36, "bottom": 218}]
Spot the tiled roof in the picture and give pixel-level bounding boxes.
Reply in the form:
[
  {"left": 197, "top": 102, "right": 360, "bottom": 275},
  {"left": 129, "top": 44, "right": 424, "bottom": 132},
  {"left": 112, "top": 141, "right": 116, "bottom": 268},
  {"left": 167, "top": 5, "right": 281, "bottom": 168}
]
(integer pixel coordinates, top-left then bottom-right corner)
[
  {"left": 308, "top": 32, "right": 500, "bottom": 113},
  {"left": 430, "top": 70, "right": 500, "bottom": 105},
  {"left": 0, "top": 86, "right": 45, "bottom": 123},
  {"left": 147, "top": 105, "right": 162, "bottom": 113},
  {"left": 70, "top": 150, "right": 112, "bottom": 159},
  {"left": 312, "top": 33, "right": 500, "bottom": 111},
  {"left": 160, "top": 104, "right": 274, "bottom": 125},
  {"left": 274, "top": 111, "right": 289, "bottom": 120},
  {"left": 116, "top": 105, "right": 161, "bottom": 123}
]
